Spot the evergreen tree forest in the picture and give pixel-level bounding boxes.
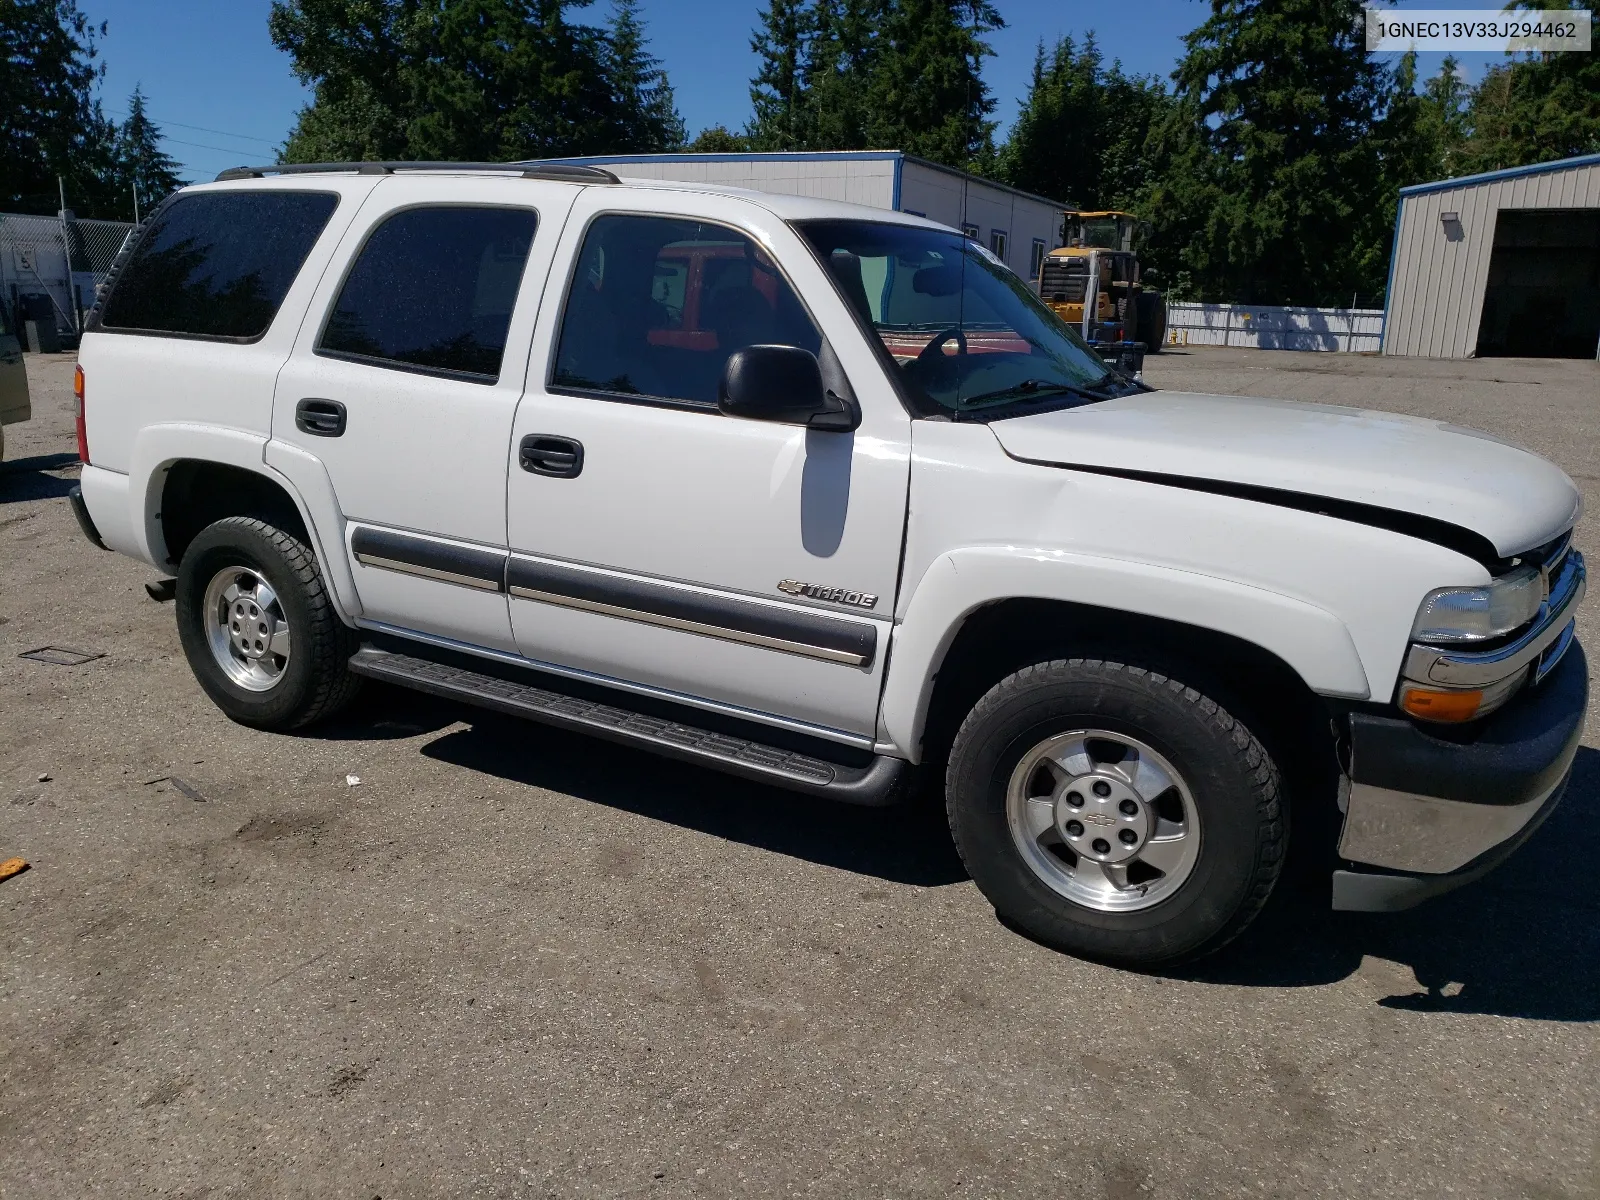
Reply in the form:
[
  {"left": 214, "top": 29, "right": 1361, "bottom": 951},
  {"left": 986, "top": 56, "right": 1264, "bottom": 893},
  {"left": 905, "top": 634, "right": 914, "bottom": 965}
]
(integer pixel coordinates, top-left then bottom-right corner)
[
  {"left": 1, "top": 0, "right": 185, "bottom": 219},
  {"left": 3, "top": 0, "right": 1596, "bottom": 302}
]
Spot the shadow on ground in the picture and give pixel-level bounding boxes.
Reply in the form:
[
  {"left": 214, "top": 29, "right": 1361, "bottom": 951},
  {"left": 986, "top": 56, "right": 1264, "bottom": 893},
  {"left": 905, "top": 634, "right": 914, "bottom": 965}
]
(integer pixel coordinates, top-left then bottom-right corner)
[
  {"left": 336, "top": 688, "right": 1599, "bottom": 1018},
  {"left": 1183, "top": 745, "right": 1600, "bottom": 1022},
  {"left": 419, "top": 709, "right": 966, "bottom": 888},
  {"left": 0, "top": 453, "right": 79, "bottom": 502}
]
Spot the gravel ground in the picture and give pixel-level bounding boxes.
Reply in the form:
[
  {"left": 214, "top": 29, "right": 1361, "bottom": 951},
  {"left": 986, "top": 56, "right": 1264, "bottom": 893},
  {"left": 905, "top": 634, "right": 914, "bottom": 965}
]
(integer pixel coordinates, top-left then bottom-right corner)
[{"left": 2, "top": 347, "right": 1597, "bottom": 1199}]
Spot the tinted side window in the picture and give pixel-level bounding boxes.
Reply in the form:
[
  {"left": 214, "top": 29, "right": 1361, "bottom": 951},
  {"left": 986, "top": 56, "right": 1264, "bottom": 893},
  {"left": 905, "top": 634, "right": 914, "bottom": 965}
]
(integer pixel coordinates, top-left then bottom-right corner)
[
  {"left": 319, "top": 206, "right": 537, "bottom": 382},
  {"left": 553, "top": 215, "right": 822, "bottom": 407},
  {"left": 100, "top": 191, "right": 339, "bottom": 339}
]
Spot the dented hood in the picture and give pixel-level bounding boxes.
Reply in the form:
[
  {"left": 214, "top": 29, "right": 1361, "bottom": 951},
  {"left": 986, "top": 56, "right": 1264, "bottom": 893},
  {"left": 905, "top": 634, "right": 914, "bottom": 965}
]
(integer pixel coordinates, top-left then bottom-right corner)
[{"left": 988, "top": 391, "right": 1580, "bottom": 559}]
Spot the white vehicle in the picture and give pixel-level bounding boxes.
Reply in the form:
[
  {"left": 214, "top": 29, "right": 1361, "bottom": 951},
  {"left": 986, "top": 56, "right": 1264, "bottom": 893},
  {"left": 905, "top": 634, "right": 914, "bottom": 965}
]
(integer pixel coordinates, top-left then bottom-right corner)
[{"left": 70, "top": 163, "right": 1586, "bottom": 967}]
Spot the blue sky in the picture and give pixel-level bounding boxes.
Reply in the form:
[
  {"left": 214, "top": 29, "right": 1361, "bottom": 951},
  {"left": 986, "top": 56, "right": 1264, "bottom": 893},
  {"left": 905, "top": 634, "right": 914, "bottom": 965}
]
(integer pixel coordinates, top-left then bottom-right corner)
[{"left": 80, "top": 0, "right": 1516, "bottom": 187}]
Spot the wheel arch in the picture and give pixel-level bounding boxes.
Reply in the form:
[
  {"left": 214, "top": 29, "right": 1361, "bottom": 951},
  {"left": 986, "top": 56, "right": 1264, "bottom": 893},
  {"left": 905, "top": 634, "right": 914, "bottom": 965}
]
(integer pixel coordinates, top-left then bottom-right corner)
[
  {"left": 880, "top": 548, "right": 1370, "bottom": 765},
  {"left": 131, "top": 424, "right": 360, "bottom": 621}
]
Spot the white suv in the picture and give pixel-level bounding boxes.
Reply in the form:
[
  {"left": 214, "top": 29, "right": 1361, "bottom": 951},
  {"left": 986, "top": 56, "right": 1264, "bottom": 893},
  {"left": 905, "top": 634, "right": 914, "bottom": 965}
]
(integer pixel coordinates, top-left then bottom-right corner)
[{"left": 70, "top": 162, "right": 1586, "bottom": 967}]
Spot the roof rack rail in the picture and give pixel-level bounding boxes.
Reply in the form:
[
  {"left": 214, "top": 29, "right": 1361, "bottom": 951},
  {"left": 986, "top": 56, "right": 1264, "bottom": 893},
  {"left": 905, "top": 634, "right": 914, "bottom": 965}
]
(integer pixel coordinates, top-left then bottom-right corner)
[{"left": 214, "top": 161, "right": 620, "bottom": 185}]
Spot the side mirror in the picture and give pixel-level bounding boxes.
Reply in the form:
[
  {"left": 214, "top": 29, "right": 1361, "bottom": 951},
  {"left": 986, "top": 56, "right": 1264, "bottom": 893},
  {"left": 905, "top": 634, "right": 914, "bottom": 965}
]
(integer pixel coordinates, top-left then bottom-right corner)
[{"left": 718, "top": 344, "right": 859, "bottom": 431}]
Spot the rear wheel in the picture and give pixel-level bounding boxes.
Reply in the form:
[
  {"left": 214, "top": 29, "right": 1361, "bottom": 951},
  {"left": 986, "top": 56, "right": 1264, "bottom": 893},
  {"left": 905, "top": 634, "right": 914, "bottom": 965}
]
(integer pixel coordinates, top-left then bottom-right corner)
[
  {"left": 945, "top": 657, "right": 1285, "bottom": 967},
  {"left": 175, "top": 516, "right": 361, "bottom": 729}
]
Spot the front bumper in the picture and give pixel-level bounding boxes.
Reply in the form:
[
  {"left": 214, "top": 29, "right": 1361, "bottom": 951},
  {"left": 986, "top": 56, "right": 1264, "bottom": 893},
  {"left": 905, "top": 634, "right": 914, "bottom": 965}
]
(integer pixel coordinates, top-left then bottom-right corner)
[{"left": 1331, "top": 638, "right": 1587, "bottom": 912}]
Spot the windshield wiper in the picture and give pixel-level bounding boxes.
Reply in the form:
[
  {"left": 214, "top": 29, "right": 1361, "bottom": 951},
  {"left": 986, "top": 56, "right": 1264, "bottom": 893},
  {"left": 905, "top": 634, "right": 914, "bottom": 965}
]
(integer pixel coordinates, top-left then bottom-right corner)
[{"left": 960, "top": 378, "right": 1112, "bottom": 408}]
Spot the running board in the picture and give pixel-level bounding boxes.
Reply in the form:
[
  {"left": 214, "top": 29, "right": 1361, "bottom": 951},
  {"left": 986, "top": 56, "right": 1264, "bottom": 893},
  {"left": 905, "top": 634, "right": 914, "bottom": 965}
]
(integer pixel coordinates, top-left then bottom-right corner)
[{"left": 347, "top": 647, "right": 908, "bottom": 806}]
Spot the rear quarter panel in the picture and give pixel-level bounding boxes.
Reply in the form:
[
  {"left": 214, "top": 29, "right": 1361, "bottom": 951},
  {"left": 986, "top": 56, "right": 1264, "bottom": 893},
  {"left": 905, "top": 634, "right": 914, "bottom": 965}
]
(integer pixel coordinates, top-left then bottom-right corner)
[{"left": 76, "top": 176, "right": 382, "bottom": 475}]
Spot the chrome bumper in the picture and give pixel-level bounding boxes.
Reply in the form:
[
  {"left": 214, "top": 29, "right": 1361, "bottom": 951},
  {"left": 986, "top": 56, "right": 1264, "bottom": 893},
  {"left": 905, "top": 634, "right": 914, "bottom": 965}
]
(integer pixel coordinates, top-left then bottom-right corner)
[
  {"left": 1338, "top": 773, "right": 1566, "bottom": 875},
  {"left": 1332, "top": 638, "right": 1587, "bottom": 912}
]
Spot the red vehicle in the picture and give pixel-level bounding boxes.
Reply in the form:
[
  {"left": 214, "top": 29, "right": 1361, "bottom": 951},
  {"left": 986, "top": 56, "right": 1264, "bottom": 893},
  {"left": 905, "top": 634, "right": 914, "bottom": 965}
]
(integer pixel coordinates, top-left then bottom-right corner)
[{"left": 648, "top": 240, "right": 780, "bottom": 351}]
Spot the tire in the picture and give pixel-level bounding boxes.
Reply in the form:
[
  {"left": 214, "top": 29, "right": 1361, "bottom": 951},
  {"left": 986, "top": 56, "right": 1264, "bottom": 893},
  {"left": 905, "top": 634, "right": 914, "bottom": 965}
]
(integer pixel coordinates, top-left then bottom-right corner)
[
  {"left": 945, "top": 657, "right": 1284, "bottom": 968},
  {"left": 175, "top": 516, "right": 361, "bottom": 730}
]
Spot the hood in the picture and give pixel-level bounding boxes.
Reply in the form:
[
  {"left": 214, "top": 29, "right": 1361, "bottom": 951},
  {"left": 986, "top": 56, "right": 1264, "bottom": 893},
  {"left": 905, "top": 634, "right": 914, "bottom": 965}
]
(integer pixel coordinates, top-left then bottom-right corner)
[{"left": 988, "top": 391, "right": 1580, "bottom": 562}]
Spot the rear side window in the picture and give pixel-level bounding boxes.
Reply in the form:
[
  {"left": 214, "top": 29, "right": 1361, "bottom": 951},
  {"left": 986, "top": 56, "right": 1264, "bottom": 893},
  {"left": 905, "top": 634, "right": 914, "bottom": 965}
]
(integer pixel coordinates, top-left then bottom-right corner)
[
  {"left": 99, "top": 191, "right": 339, "bottom": 340},
  {"left": 318, "top": 206, "right": 537, "bottom": 382}
]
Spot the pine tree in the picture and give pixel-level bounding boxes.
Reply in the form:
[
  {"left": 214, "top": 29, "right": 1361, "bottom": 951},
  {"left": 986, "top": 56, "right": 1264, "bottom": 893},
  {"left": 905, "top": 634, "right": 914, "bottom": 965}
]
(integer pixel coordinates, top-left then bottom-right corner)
[
  {"left": 1419, "top": 56, "right": 1471, "bottom": 178},
  {"left": 997, "top": 34, "right": 1171, "bottom": 209},
  {"left": 272, "top": 0, "right": 683, "bottom": 162},
  {"left": 864, "top": 0, "right": 1002, "bottom": 169},
  {"left": 269, "top": 0, "right": 424, "bottom": 162},
  {"left": 747, "top": 0, "right": 810, "bottom": 150},
  {"left": 1461, "top": 1, "right": 1600, "bottom": 171},
  {"left": 804, "top": 0, "right": 887, "bottom": 151},
  {"left": 0, "top": 0, "right": 121, "bottom": 216},
  {"left": 603, "top": 0, "right": 685, "bottom": 151},
  {"left": 1145, "top": 0, "right": 1399, "bottom": 306},
  {"left": 114, "top": 85, "right": 184, "bottom": 217}
]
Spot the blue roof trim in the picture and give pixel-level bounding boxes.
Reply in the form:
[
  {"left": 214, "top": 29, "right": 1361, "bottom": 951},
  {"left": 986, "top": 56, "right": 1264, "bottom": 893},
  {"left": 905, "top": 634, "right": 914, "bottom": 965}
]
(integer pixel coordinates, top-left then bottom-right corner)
[
  {"left": 529, "top": 151, "right": 905, "bottom": 167},
  {"left": 891, "top": 156, "right": 903, "bottom": 210},
  {"left": 1399, "top": 151, "right": 1600, "bottom": 197}
]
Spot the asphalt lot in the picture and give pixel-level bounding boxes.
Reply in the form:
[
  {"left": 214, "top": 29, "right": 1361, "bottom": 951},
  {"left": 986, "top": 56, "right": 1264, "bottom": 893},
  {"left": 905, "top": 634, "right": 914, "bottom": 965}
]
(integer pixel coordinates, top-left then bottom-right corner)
[{"left": 2, "top": 346, "right": 1598, "bottom": 1198}]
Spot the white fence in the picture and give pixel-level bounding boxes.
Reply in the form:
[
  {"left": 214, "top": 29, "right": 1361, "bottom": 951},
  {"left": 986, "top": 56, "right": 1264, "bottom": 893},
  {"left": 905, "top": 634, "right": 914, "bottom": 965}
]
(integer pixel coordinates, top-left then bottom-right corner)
[{"left": 1164, "top": 302, "right": 1385, "bottom": 353}]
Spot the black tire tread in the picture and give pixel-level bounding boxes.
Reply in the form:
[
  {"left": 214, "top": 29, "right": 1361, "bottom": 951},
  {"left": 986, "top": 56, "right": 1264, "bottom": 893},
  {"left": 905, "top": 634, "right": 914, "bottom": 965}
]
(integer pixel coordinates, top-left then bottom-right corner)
[
  {"left": 946, "top": 657, "right": 1285, "bottom": 966},
  {"left": 188, "top": 516, "right": 360, "bottom": 729}
]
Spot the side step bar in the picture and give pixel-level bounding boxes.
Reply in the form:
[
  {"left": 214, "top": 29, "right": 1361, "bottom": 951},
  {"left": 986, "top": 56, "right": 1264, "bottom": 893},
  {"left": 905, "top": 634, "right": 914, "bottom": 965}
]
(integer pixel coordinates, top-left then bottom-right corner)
[{"left": 347, "top": 646, "right": 908, "bottom": 806}]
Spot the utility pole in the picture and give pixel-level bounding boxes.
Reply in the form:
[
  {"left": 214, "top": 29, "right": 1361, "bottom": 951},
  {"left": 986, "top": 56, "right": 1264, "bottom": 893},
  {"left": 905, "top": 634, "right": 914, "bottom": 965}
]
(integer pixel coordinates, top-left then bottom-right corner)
[
  {"left": 132, "top": 180, "right": 141, "bottom": 224},
  {"left": 56, "top": 175, "right": 81, "bottom": 339}
]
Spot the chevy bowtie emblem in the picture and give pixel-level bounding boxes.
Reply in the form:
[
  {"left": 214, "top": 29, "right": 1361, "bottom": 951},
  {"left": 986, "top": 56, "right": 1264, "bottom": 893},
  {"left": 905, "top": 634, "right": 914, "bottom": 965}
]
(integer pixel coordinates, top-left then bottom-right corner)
[{"left": 777, "top": 580, "right": 879, "bottom": 610}]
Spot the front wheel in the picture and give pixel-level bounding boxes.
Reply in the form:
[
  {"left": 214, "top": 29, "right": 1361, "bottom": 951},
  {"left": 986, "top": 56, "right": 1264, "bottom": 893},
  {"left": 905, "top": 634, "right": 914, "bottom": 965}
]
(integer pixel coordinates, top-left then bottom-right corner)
[
  {"left": 175, "top": 516, "right": 361, "bottom": 730},
  {"left": 946, "top": 658, "right": 1285, "bottom": 967}
]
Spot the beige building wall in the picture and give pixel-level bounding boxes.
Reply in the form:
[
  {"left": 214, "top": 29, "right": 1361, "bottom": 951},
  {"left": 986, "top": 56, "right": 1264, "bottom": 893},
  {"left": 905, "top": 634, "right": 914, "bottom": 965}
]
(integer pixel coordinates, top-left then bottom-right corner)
[{"left": 1384, "top": 158, "right": 1600, "bottom": 357}]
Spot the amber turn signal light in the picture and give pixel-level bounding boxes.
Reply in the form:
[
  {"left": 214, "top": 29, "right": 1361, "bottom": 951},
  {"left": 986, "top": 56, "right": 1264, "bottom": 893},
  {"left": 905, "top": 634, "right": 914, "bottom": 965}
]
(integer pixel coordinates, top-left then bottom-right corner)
[
  {"left": 73, "top": 365, "right": 88, "bottom": 465},
  {"left": 1399, "top": 685, "right": 1483, "bottom": 722}
]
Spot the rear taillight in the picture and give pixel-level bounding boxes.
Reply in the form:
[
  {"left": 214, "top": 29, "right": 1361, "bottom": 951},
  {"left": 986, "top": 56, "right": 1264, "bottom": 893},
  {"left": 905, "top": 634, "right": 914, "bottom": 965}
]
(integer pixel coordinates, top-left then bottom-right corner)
[{"left": 74, "top": 365, "right": 88, "bottom": 464}]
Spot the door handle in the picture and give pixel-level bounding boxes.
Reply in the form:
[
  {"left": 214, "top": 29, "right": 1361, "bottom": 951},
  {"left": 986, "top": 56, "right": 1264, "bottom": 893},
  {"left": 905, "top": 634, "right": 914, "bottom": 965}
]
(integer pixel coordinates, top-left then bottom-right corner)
[
  {"left": 296, "top": 398, "right": 346, "bottom": 437},
  {"left": 519, "top": 434, "right": 584, "bottom": 478}
]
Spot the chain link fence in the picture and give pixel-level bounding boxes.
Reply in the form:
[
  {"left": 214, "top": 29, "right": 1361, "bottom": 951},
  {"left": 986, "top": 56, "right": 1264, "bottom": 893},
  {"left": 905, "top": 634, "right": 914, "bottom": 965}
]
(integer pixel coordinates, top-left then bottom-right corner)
[{"left": 1, "top": 212, "right": 136, "bottom": 351}]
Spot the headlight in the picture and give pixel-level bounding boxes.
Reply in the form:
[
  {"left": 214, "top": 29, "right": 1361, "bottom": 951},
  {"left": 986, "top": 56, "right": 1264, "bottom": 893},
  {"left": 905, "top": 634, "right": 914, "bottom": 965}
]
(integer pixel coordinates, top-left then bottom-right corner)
[{"left": 1410, "top": 566, "right": 1543, "bottom": 644}]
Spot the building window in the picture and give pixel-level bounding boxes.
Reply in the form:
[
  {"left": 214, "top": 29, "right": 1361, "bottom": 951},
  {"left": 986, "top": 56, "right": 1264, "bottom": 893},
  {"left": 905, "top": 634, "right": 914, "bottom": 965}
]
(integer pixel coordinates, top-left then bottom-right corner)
[
  {"left": 1030, "top": 238, "right": 1047, "bottom": 281},
  {"left": 989, "top": 229, "right": 1008, "bottom": 263},
  {"left": 960, "top": 222, "right": 979, "bottom": 240}
]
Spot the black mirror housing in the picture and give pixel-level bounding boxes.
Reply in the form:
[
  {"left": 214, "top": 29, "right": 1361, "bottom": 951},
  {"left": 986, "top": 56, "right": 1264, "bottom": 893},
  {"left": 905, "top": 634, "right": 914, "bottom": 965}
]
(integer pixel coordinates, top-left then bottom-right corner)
[{"left": 718, "top": 345, "right": 858, "bottom": 431}]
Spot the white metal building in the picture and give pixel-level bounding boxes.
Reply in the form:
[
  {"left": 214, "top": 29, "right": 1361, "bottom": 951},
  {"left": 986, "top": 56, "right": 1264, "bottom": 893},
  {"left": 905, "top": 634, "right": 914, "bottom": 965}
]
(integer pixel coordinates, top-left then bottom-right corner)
[
  {"left": 536, "top": 151, "right": 1071, "bottom": 282},
  {"left": 1383, "top": 151, "right": 1600, "bottom": 359}
]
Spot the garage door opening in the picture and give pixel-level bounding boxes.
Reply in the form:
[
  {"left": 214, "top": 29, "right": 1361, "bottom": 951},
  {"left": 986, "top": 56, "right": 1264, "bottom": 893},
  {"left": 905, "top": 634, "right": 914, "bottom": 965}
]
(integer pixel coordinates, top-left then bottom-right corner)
[{"left": 1476, "top": 209, "right": 1600, "bottom": 358}]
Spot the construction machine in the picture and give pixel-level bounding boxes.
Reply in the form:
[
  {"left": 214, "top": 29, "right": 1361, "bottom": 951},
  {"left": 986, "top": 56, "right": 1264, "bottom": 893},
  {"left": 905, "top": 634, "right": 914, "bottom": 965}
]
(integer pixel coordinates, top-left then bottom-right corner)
[{"left": 1037, "top": 211, "right": 1165, "bottom": 372}]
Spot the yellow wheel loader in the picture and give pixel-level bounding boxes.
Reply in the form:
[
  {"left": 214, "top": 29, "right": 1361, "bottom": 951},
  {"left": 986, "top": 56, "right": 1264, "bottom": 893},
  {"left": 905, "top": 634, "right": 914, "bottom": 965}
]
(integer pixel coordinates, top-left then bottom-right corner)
[{"left": 1037, "top": 211, "right": 1165, "bottom": 372}]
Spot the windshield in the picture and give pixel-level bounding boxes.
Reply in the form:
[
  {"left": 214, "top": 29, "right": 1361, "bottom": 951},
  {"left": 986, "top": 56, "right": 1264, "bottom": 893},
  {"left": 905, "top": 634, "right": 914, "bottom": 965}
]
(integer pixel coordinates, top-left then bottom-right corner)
[
  {"left": 796, "top": 219, "right": 1134, "bottom": 417},
  {"left": 1076, "top": 217, "right": 1123, "bottom": 249}
]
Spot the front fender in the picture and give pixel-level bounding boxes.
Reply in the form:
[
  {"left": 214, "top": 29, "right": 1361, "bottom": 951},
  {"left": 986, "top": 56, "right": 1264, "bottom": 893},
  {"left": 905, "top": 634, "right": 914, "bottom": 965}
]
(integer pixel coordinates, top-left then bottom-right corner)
[
  {"left": 878, "top": 545, "right": 1371, "bottom": 761},
  {"left": 127, "top": 423, "right": 361, "bottom": 621}
]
